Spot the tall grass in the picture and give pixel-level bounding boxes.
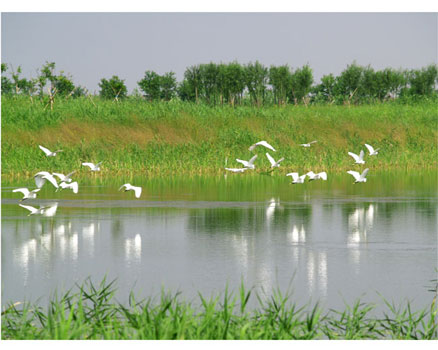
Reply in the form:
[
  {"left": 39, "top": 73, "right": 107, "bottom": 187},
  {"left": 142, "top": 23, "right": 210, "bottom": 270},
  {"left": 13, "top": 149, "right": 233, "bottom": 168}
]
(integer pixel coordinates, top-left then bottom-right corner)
[
  {"left": 2, "top": 278, "right": 437, "bottom": 340},
  {"left": 2, "top": 97, "right": 437, "bottom": 178}
]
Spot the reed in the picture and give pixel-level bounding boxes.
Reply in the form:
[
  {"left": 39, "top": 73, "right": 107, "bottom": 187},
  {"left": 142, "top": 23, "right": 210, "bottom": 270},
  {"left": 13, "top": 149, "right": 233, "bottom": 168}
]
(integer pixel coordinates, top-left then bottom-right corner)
[{"left": 2, "top": 278, "right": 437, "bottom": 340}]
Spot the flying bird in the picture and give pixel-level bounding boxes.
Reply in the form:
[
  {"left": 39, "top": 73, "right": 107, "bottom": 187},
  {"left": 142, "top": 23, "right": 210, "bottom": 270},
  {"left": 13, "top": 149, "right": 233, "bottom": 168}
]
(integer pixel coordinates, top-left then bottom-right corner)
[
  {"left": 12, "top": 188, "right": 41, "bottom": 201},
  {"left": 286, "top": 172, "right": 307, "bottom": 184},
  {"left": 306, "top": 171, "right": 328, "bottom": 181},
  {"left": 266, "top": 153, "right": 284, "bottom": 168},
  {"left": 347, "top": 168, "right": 369, "bottom": 183},
  {"left": 236, "top": 155, "right": 258, "bottom": 169},
  {"left": 19, "top": 203, "right": 58, "bottom": 217},
  {"left": 364, "top": 144, "right": 379, "bottom": 156},
  {"left": 225, "top": 168, "right": 248, "bottom": 173},
  {"left": 39, "top": 145, "right": 63, "bottom": 157},
  {"left": 300, "top": 141, "right": 317, "bottom": 147},
  {"left": 119, "top": 183, "right": 142, "bottom": 198},
  {"left": 52, "top": 171, "right": 77, "bottom": 183},
  {"left": 57, "top": 181, "right": 79, "bottom": 194},
  {"left": 249, "top": 141, "right": 276, "bottom": 152},
  {"left": 82, "top": 162, "right": 102, "bottom": 171},
  {"left": 34, "top": 171, "right": 59, "bottom": 189},
  {"left": 348, "top": 150, "right": 365, "bottom": 164}
]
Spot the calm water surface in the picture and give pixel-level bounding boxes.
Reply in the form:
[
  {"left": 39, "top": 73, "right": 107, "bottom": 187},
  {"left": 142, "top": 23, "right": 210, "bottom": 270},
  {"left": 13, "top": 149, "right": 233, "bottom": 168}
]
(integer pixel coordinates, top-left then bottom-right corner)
[{"left": 2, "top": 170, "right": 437, "bottom": 310}]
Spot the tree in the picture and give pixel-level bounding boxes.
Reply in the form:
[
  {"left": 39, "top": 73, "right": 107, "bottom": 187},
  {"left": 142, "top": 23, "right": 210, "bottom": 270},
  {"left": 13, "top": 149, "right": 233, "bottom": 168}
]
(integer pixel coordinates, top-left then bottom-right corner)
[
  {"left": 1, "top": 63, "right": 14, "bottom": 95},
  {"left": 290, "top": 65, "right": 313, "bottom": 104},
  {"left": 408, "top": 65, "right": 438, "bottom": 96},
  {"left": 160, "top": 72, "right": 177, "bottom": 101},
  {"left": 245, "top": 61, "right": 268, "bottom": 106},
  {"left": 99, "top": 76, "right": 127, "bottom": 100},
  {"left": 269, "top": 65, "right": 291, "bottom": 105},
  {"left": 199, "top": 63, "right": 218, "bottom": 104},
  {"left": 312, "top": 74, "right": 336, "bottom": 103},
  {"left": 334, "top": 62, "right": 364, "bottom": 103},
  {"left": 138, "top": 71, "right": 161, "bottom": 100},
  {"left": 55, "top": 74, "right": 76, "bottom": 97},
  {"left": 183, "top": 65, "right": 202, "bottom": 103},
  {"left": 224, "top": 62, "right": 245, "bottom": 106}
]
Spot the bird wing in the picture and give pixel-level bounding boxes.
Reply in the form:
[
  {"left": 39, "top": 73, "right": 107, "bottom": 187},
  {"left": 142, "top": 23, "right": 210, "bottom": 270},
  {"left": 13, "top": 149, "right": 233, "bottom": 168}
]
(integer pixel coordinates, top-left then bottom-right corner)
[
  {"left": 236, "top": 159, "right": 249, "bottom": 167},
  {"left": 360, "top": 168, "right": 369, "bottom": 180},
  {"left": 52, "top": 173, "right": 66, "bottom": 181},
  {"left": 134, "top": 187, "right": 142, "bottom": 198},
  {"left": 96, "top": 162, "right": 103, "bottom": 167},
  {"left": 258, "top": 141, "right": 276, "bottom": 152},
  {"left": 286, "top": 172, "right": 299, "bottom": 181},
  {"left": 299, "top": 174, "right": 307, "bottom": 181},
  {"left": 119, "top": 184, "right": 128, "bottom": 191},
  {"left": 364, "top": 144, "right": 374, "bottom": 154},
  {"left": 82, "top": 163, "right": 95, "bottom": 169},
  {"left": 310, "top": 141, "right": 317, "bottom": 144},
  {"left": 31, "top": 189, "right": 41, "bottom": 194},
  {"left": 248, "top": 154, "right": 258, "bottom": 165},
  {"left": 318, "top": 172, "right": 327, "bottom": 180},
  {"left": 44, "top": 174, "right": 59, "bottom": 188},
  {"left": 39, "top": 145, "right": 52, "bottom": 155},
  {"left": 248, "top": 143, "right": 257, "bottom": 152},
  {"left": 71, "top": 182, "right": 79, "bottom": 194},
  {"left": 347, "top": 170, "right": 361, "bottom": 181},
  {"left": 265, "top": 153, "right": 276, "bottom": 166},
  {"left": 306, "top": 171, "right": 315, "bottom": 177},
  {"left": 348, "top": 152, "right": 360, "bottom": 162},
  {"left": 13, "top": 188, "right": 30, "bottom": 196},
  {"left": 65, "top": 170, "right": 77, "bottom": 179},
  {"left": 34, "top": 175, "right": 46, "bottom": 188},
  {"left": 276, "top": 157, "right": 285, "bottom": 165},
  {"left": 359, "top": 150, "right": 364, "bottom": 160},
  {"left": 19, "top": 204, "right": 38, "bottom": 214}
]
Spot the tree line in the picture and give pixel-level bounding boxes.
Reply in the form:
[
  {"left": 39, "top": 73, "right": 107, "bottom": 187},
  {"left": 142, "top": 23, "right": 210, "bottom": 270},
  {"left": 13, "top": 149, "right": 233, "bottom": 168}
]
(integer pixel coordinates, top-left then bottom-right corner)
[{"left": 2, "top": 61, "right": 437, "bottom": 105}]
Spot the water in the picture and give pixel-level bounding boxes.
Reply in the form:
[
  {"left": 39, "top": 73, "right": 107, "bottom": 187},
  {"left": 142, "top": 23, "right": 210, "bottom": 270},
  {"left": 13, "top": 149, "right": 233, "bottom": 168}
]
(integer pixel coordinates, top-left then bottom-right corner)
[{"left": 2, "top": 170, "right": 437, "bottom": 311}]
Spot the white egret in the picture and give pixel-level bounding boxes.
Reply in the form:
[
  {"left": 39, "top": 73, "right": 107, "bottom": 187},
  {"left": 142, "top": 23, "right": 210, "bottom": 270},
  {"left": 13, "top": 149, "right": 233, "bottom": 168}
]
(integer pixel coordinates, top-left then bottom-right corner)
[
  {"left": 249, "top": 140, "right": 276, "bottom": 152},
  {"left": 306, "top": 171, "right": 328, "bottom": 181},
  {"left": 19, "top": 202, "right": 58, "bottom": 217},
  {"left": 39, "top": 145, "right": 63, "bottom": 157},
  {"left": 119, "top": 183, "right": 142, "bottom": 198},
  {"left": 236, "top": 155, "right": 258, "bottom": 169},
  {"left": 225, "top": 168, "right": 248, "bottom": 173},
  {"left": 348, "top": 150, "right": 365, "bottom": 164},
  {"left": 300, "top": 141, "right": 317, "bottom": 147},
  {"left": 12, "top": 188, "right": 41, "bottom": 201},
  {"left": 34, "top": 171, "right": 59, "bottom": 189},
  {"left": 347, "top": 168, "right": 369, "bottom": 183},
  {"left": 266, "top": 153, "right": 284, "bottom": 168},
  {"left": 52, "top": 171, "right": 76, "bottom": 183},
  {"left": 57, "top": 181, "right": 79, "bottom": 194},
  {"left": 364, "top": 144, "right": 379, "bottom": 156},
  {"left": 82, "top": 162, "right": 102, "bottom": 171},
  {"left": 286, "top": 172, "right": 307, "bottom": 184}
]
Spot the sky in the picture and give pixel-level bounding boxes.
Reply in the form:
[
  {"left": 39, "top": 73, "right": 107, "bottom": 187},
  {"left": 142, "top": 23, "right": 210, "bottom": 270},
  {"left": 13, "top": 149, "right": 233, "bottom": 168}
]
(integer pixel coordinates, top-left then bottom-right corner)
[{"left": 1, "top": 12, "right": 437, "bottom": 93}]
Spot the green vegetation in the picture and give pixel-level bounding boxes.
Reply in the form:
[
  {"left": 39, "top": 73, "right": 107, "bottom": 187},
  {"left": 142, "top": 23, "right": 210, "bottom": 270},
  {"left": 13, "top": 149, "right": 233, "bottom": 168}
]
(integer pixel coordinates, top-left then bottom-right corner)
[
  {"left": 2, "top": 61, "right": 437, "bottom": 105},
  {"left": 2, "top": 278, "right": 437, "bottom": 339},
  {"left": 2, "top": 97, "right": 437, "bottom": 178}
]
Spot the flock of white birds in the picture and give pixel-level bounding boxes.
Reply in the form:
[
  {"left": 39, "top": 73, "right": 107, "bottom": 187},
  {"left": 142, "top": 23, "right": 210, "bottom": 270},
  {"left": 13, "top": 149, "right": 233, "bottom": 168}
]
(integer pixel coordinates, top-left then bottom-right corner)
[
  {"left": 13, "top": 145, "right": 142, "bottom": 217},
  {"left": 225, "top": 140, "right": 378, "bottom": 185},
  {"left": 13, "top": 141, "right": 379, "bottom": 217}
]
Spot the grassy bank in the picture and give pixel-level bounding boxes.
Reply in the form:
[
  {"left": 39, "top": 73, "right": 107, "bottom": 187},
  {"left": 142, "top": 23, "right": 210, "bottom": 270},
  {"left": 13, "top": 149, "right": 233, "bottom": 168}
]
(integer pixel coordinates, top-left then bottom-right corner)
[
  {"left": 2, "top": 97, "right": 437, "bottom": 178},
  {"left": 2, "top": 278, "right": 437, "bottom": 340}
]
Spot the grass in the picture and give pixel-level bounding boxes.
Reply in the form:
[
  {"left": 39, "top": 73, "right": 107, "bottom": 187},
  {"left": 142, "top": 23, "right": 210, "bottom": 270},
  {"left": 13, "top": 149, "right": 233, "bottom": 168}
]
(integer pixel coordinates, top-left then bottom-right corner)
[
  {"left": 2, "top": 96, "right": 437, "bottom": 178},
  {"left": 1, "top": 278, "right": 437, "bottom": 340}
]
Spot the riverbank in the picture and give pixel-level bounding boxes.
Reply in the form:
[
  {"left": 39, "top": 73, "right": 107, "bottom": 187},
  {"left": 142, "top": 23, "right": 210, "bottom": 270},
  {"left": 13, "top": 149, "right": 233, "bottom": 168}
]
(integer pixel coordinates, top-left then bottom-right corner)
[{"left": 2, "top": 97, "right": 437, "bottom": 178}]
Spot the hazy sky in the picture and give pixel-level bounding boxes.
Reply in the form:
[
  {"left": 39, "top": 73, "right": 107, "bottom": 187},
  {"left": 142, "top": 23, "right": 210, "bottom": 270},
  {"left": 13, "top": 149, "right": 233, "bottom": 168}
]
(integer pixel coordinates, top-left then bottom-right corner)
[{"left": 2, "top": 12, "right": 437, "bottom": 92}]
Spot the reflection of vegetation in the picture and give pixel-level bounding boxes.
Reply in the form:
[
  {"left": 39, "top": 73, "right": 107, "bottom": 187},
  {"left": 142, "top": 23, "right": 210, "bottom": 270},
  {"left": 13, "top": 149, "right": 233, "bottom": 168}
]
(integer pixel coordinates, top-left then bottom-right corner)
[{"left": 2, "top": 278, "right": 437, "bottom": 339}]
